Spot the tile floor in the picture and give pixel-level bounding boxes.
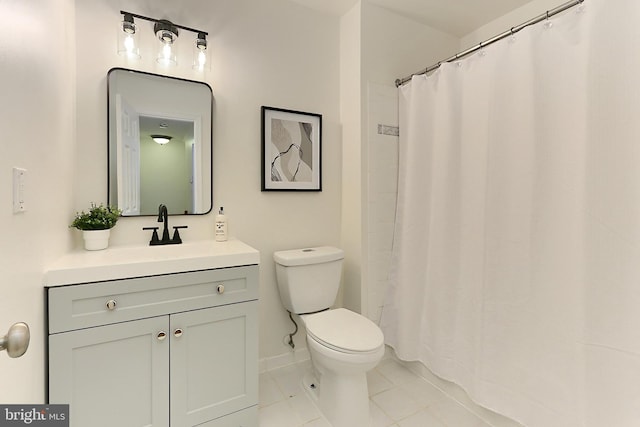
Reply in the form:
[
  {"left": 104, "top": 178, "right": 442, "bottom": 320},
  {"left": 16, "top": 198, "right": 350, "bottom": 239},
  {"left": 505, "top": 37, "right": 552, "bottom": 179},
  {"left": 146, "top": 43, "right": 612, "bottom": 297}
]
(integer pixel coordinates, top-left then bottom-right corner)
[{"left": 259, "top": 355, "right": 523, "bottom": 427}]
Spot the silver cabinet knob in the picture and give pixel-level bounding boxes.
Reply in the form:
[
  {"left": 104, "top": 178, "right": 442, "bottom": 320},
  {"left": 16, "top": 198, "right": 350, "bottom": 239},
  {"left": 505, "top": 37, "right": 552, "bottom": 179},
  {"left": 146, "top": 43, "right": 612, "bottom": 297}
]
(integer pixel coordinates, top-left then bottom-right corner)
[
  {"left": 0, "top": 322, "right": 30, "bottom": 358},
  {"left": 157, "top": 331, "right": 167, "bottom": 341},
  {"left": 106, "top": 299, "right": 117, "bottom": 310},
  {"left": 217, "top": 284, "right": 225, "bottom": 294},
  {"left": 173, "top": 328, "right": 183, "bottom": 338}
]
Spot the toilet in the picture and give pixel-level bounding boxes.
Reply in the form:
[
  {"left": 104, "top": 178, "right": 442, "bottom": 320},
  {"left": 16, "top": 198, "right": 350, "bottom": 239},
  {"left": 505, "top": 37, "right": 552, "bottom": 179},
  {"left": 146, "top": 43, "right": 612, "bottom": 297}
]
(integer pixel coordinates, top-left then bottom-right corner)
[{"left": 273, "top": 246, "right": 384, "bottom": 427}]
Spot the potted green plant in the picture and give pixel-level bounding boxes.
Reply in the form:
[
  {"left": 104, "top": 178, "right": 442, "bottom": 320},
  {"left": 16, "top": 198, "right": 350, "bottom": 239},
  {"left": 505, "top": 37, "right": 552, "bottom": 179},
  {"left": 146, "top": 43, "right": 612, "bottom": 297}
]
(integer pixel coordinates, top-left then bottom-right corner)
[{"left": 70, "top": 203, "right": 122, "bottom": 250}]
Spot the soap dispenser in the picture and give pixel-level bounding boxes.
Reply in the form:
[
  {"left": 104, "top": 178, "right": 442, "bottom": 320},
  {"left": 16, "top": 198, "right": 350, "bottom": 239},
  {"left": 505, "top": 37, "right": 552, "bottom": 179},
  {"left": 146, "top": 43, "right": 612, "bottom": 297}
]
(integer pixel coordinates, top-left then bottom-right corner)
[{"left": 215, "top": 207, "right": 228, "bottom": 242}]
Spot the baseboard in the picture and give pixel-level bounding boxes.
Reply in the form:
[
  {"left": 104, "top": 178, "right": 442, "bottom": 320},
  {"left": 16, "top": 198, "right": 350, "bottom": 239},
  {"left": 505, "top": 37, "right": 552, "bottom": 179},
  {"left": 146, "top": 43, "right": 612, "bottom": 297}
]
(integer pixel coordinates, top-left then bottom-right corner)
[{"left": 259, "top": 347, "right": 311, "bottom": 373}]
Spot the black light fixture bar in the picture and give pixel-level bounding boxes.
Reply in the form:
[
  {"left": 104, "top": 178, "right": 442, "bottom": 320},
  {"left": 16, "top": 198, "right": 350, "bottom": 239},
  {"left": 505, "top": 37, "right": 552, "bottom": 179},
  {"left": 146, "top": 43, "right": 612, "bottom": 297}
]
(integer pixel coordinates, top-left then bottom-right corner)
[{"left": 120, "top": 11, "right": 208, "bottom": 36}]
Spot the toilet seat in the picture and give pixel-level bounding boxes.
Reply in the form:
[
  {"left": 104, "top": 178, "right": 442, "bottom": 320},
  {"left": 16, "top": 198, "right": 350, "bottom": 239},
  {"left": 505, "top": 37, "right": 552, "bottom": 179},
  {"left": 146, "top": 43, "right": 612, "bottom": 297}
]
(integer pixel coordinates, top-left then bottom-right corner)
[{"left": 303, "top": 308, "right": 384, "bottom": 354}]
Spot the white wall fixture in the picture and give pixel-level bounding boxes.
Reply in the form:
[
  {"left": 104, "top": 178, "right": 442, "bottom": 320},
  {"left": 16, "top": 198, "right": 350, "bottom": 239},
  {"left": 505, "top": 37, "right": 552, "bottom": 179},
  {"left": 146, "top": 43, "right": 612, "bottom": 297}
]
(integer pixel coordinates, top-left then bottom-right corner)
[
  {"left": 117, "top": 11, "right": 209, "bottom": 71},
  {"left": 12, "top": 167, "right": 27, "bottom": 214}
]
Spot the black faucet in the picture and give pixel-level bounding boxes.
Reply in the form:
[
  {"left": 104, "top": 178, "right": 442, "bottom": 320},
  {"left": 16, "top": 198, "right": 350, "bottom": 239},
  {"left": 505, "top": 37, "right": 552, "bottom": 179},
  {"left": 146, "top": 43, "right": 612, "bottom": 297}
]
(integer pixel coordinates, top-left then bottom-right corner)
[
  {"left": 158, "top": 204, "right": 170, "bottom": 242},
  {"left": 143, "top": 204, "right": 188, "bottom": 246}
]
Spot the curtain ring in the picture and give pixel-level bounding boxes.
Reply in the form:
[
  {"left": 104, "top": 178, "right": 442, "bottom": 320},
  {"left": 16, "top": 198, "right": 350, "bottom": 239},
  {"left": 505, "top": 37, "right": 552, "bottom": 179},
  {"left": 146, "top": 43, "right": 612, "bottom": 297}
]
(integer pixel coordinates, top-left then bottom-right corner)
[
  {"left": 478, "top": 41, "right": 486, "bottom": 56},
  {"left": 544, "top": 10, "right": 554, "bottom": 29}
]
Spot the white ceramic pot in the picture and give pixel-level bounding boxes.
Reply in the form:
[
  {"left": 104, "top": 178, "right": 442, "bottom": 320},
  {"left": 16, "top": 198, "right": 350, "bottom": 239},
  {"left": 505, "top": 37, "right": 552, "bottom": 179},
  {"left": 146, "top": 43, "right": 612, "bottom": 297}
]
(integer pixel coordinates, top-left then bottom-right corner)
[{"left": 82, "top": 229, "right": 111, "bottom": 251}]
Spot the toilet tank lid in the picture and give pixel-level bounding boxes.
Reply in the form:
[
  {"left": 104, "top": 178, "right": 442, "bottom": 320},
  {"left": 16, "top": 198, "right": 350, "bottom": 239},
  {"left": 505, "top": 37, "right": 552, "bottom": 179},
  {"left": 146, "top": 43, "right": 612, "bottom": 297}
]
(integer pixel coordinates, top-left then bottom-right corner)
[{"left": 273, "top": 246, "right": 344, "bottom": 266}]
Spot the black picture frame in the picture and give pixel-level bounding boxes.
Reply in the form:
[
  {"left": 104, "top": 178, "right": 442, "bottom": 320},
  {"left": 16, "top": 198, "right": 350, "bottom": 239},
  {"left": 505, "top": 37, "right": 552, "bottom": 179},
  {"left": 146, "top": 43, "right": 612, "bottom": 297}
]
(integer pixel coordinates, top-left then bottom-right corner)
[{"left": 261, "top": 106, "right": 322, "bottom": 191}]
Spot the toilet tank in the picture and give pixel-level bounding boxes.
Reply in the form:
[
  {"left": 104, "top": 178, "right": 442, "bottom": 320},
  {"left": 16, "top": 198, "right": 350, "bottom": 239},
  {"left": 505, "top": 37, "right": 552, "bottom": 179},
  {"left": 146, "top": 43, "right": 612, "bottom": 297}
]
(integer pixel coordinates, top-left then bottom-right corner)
[{"left": 273, "top": 247, "right": 344, "bottom": 314}]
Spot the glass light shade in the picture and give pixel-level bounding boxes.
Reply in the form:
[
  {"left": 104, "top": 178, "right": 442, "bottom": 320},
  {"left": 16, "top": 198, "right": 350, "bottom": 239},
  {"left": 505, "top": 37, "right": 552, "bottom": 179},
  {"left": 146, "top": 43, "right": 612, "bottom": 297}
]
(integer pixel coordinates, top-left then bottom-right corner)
[
  {"left": 155, "top": 22, "right": 178, "bottom": 66},
  {"left": 117, "top": 20, "right": 140, "bottom": 59},
  {"left": 192, "top": 34, "right": 210, "bottom": 71}
]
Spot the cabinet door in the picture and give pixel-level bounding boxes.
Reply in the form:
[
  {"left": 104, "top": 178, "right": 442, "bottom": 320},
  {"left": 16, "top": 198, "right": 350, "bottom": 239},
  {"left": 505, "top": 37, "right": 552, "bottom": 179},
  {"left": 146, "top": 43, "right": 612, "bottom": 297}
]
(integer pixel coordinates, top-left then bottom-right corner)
[
  {"left": 49, "top": 316, "right": 170, "bottom": 427},
  {"left": 170, "top": 301, "right": 258, "bottom": 427}
]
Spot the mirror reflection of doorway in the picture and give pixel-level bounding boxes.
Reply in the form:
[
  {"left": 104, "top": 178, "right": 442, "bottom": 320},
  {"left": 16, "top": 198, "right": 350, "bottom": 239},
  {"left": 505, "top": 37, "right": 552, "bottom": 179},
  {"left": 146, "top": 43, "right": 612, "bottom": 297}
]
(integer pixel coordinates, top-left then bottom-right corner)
[
  {"left": 138, "top": 116, "right": 196, "bottom": 215},
  {"left": 115, "top": 94, "right": 140, "bottom": 216}
]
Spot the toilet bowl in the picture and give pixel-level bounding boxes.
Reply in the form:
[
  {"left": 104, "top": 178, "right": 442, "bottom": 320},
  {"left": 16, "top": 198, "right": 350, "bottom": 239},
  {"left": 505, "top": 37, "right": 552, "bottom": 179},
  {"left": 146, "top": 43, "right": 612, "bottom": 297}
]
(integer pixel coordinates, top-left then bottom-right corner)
[{"left": 300, "top": 308, "right": 384, "bottom": 427}]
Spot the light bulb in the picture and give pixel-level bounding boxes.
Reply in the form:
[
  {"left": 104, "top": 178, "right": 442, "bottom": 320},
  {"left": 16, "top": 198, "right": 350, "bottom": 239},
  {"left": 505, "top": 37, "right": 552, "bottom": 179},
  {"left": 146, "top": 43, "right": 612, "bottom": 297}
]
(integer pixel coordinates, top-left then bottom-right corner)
[
  {"left": 124, "top": 35, "right": 135, "bottom": 53},
  {"left": 162, "top": 43, "right": 172, "bottom": 60},
  {"left": 198, "top": 50, "right": 206, "bottom": 67}
]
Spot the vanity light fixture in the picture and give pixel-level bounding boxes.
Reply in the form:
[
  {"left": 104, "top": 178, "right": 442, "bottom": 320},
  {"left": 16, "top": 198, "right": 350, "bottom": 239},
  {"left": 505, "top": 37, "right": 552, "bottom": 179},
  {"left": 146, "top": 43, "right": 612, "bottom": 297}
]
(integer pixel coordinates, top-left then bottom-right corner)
[
  {"left": 118, "top": 11, "right": 209, "bottom": 70},
  {"left": 151, "top": 135, "right": 172, "bottom": 145}
]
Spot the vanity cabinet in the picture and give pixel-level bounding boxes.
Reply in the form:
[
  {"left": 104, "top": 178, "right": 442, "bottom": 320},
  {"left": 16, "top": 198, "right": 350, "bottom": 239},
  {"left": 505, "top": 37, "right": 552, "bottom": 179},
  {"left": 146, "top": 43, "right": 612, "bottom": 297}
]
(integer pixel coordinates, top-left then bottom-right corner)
[{"left": 47, "top": 264, "right": 259, "bottom": 427}]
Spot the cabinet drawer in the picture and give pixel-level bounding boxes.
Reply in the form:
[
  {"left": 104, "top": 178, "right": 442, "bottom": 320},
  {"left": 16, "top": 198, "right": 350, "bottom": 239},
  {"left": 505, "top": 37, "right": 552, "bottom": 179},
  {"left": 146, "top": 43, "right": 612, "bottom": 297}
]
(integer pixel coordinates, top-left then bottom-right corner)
[{"left": 48, "top": 265, "right": 258, "bottom": 333}]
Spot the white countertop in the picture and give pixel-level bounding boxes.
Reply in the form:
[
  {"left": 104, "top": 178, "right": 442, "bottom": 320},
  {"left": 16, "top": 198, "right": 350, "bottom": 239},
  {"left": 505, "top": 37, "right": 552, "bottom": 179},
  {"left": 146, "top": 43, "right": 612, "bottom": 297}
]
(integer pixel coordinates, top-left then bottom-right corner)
[{"left": 44, "top": 239, "right": 260, "bottom": 287}]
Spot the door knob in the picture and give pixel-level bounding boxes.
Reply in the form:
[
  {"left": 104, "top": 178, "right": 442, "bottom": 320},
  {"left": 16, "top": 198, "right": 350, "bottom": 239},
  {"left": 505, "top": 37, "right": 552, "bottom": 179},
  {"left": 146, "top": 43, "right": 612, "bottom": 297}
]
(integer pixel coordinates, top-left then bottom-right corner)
[
  {"left": 157, "top": 331, "right": 167, "bottom": 341},
  {"left": 173, "top": 328, "right": 183, "bottom": 338},
  {"left": 217, "top": 284, "right": 225, "bottom": 294},
  {"left": 0, "top": 322, "right": 30, "bottom": 358}
]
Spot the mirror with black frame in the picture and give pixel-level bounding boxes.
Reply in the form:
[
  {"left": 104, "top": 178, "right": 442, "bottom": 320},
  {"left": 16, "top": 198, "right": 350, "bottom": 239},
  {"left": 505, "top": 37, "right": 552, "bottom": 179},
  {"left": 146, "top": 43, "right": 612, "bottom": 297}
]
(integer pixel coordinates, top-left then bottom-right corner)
[{"left": 108, "top": 68, "right": 213, "bottom": 216}]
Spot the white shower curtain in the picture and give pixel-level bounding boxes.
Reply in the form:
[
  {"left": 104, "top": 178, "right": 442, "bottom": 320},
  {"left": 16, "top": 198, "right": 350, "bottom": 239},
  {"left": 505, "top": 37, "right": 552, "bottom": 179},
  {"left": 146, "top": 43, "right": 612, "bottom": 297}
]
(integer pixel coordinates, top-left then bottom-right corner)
[{"left": 381, "top": 1, "right": 640, "bottom": 426}]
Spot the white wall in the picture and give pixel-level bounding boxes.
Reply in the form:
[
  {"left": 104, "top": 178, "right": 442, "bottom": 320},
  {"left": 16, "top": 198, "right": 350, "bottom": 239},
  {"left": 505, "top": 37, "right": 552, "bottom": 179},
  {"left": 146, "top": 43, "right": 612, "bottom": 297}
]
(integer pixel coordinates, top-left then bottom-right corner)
[
  {"left": 0, "top": 0, "right": 76, "bottom": 402},
  {"left": 366, "top": 82, "right": 399, "bottom": 323},
  {"left": 340, "top": 2, "right": 363, "bottom": 314},
  {"left": 359, "top": 3, "right": 459, "bottom": 321},
  {"left": 74, "top": 0, "right": 342, "bottom": 360},
  {"left": 361, "top": 3, "right": 460, "bottom": 87}
]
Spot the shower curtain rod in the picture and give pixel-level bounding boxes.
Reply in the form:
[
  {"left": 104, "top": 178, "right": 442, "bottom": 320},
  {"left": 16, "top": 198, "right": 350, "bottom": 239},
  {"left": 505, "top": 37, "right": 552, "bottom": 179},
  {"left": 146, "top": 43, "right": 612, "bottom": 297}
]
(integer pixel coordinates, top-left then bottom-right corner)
[{"left": 395, "top": 0, "right": 584, "bottom": 87}]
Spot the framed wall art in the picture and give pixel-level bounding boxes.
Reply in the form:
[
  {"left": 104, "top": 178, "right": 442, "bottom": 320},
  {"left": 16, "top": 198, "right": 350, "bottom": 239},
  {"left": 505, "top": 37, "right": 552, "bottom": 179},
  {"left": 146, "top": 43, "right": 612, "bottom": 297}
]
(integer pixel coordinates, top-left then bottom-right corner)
[{"left": 261, "top": 106, "right": 322, "bottom": 191}]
